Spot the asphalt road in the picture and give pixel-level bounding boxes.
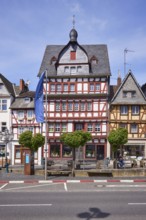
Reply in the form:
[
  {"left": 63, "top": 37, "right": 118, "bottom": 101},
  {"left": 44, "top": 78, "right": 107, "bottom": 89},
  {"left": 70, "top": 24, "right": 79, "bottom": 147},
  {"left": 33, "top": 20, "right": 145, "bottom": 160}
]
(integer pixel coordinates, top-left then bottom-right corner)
[{"left": 0, "top": 187, "right": 146, "bottom": 220}]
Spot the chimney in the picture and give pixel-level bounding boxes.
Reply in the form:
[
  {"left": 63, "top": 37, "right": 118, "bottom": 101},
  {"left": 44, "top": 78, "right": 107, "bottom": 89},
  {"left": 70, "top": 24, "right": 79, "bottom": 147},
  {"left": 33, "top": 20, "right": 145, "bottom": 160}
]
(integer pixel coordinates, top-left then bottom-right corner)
[{"left": 20, "top": 79, "right": 25, "bottom": 91}]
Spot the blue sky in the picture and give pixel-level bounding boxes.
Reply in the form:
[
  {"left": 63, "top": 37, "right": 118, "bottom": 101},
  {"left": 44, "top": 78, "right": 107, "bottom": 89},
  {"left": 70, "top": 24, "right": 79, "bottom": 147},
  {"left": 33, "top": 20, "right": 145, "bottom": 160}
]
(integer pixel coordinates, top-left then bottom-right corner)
[{"left": 0, "top": 0, "right": 146, "bottom": 90}]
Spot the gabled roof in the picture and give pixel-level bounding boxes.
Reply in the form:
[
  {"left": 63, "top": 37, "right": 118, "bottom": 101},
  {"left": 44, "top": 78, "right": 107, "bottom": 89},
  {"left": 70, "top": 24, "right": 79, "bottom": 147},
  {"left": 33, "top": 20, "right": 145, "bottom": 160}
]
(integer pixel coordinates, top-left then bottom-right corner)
[
  {"left": 10, "top": 91, "right": 35, "bottom": 109},
  {"left": 0, "top": 73, "right": 15, "bottom": 96},
  {"left": 38, "top": 44, "right": 111, "bottom": 77},
  {"left": 110, "top": 70, "right": 146, "bottom": 104}
]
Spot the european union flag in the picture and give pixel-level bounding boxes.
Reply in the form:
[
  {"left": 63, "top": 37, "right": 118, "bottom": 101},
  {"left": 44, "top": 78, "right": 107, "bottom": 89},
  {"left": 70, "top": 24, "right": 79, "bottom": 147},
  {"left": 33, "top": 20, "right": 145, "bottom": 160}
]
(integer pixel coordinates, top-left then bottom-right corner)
[{"left": 35, "top": 72, "right": 45, "bottom": 123}]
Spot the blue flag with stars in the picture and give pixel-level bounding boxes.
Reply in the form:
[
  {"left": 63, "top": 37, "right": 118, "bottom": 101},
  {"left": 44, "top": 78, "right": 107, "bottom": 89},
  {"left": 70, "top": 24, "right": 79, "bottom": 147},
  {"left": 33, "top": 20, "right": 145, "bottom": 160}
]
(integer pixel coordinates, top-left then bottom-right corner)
[{"left": 35, "top": 72, "right": 45, "bottom": 123}]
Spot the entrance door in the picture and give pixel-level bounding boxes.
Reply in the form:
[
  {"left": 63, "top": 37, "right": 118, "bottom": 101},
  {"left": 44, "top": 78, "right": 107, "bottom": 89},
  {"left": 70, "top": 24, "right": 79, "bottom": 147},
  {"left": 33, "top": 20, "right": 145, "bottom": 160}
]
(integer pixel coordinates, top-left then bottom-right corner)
[{"left": 97, "top": 145, "right": 104, "bottom": 160}]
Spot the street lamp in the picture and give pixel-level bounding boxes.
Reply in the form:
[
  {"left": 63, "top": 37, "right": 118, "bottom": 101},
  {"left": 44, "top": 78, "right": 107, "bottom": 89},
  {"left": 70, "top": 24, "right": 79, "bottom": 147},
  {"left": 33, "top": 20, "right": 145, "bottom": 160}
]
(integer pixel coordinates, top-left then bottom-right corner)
[{"left": 0, "top": 128, "right": 14, "bottom": 172}]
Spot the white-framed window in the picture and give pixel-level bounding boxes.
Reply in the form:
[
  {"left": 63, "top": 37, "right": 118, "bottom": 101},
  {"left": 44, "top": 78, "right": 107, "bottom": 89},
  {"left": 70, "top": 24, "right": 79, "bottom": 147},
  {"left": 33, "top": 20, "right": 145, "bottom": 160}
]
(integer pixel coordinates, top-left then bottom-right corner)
[
  {"left": 131, "top": 124, "right": 138, "bottom": 133},
  {"left": 95, "top": 123, "right": 101, "bottom": 132},
  {"left": 68, "top": 102, "right": 73, "bottom": 111},
  {"left": 18, "top": 127, "right": 25, "bottom": 134},
  {"left": 62, "top": 102, "right": 67, "bottom": 111},
  {"left": 90, "top": 84, "right": 94, "bottom": 91},
  {"left": 56, "top": 84, "right": 61, "bottom": 92},
  {"left": 27, "top": 127, "right": 33, "bottom": 132},
  {"left": 81, "top": 103, "right": 85, "bottom": 111},
  {"left": 132, "top": 105, "right": 139, "bottom": 115},
  {"left": 87, "top": 123, "right": 93, "bottom": 132},
  {"left": 87, "top": 102, "right": 92, "bottom": 111},
  {"left": 64, "top": 66, "right": 69, "bottom": 73},
  {"left": 77, "top": 66, "right": 82, "bottom": 72},
  {"left": 123, "top": 91, "right": 127, "bottom": 98},
  {"left": 75, "top": 124, "right": 83, "bottom": 130},
  {"left": 27, "top": 110, "right": 33, "bottom": 119},
  {"left": 50, "top": 84, "right": 55, "bottom": 92},
  {"left": 0, "top": 99, "right": 7, "bottom": 111},
  {"left": 0, "top": 84, "right": 3, "bottom": 89},
  {"left": 24, "top": 97, "right": 30, "bottom": 103},
  {"left": 95, "top": 84, "right": 100, "bottom": 91},
  {"left": 70, "top": 66, "right": 76, "bottom": 74},
  {"left": 63, "top": 84, "right": 68, "bottom": 92},
  {"left": 120, "top": 106, "right": 128, "bottom": 114},
  {"left": 55, "top": 102, "right": 60, "bottom": 111},
  {"left": 55, "top": 123, "right": 60, "bottom": 132},
  {"left": 131, "top": 91, "right": 136, "bottom": 98},
  {"left": 62, "top": 123, "right": 67, "bottom": 132},
  {"left": 119, "top": 123, "right": 127, "bottom": 129},
  {"left": 1, "top": 122, "right": 7, "bottom": 132},
  {"left": 70, "top": 84, "right": 75, "bottom": 92},
  {"left": 74, "top": 102, "right": 79, "bottom": 111},
  {"left": 49, "top": 123, "right": 54, "bottom": 132},
  {"left": 18, "top": 111, "right": 24, "bottom": 119}
]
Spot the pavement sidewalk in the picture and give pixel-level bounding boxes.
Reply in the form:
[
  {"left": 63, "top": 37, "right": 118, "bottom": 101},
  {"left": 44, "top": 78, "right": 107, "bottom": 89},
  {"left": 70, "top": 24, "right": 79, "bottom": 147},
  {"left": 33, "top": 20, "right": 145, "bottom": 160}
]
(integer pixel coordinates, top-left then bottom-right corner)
[{"left": 1, "top": 169, "right": 146, "bottom": 184}]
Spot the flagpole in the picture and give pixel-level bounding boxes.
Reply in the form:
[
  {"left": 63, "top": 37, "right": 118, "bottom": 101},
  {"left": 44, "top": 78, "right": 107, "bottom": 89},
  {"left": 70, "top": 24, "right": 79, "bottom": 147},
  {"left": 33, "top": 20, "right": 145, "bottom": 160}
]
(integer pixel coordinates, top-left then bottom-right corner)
[{"left": 44, "top": 69, "right": 48, "bottom": 180}]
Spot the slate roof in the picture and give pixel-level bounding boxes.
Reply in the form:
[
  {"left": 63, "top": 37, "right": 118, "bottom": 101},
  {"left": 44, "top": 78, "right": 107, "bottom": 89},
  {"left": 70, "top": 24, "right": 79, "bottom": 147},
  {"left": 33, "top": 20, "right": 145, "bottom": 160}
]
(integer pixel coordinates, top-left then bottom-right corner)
[
  {"left": 38, "top": 44, "right": 111, "bottom": 77},
  {"left": 10, "top": 91, "right": 35, "bottom": 109},
  {"left": 0, "top": 73, "right": 15, "bottom": 96},
  {"left": 110, "top": 71, "right": 146, "bottom": 105}
]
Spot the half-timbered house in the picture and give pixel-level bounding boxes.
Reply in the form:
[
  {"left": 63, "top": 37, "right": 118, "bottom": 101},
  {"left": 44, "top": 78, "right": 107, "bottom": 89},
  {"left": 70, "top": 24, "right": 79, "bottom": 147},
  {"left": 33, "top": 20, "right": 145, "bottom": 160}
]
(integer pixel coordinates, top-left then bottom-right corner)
[
  {"left": 109, "top": 70, "right": 146, "bottom": 158},
  {"left": 10, "top": 80, "right": 42, "bottom": 165},
  {"left": 38, "top": 28, "right": 111, "bottom": 161}
]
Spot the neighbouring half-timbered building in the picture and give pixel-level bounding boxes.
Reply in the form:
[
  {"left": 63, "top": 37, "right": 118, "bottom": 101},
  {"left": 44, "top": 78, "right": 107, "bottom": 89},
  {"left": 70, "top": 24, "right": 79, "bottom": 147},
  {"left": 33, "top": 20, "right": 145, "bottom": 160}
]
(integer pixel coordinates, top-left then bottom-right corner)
[
  {"left": 10, "top": 80, "right": 42, "bottom": 165},
  {"left": 38, "top": 27, "right": 111, "bottom": 161},
  {"left": 108, "top": 70, "right": 146, "bottom": 158}
]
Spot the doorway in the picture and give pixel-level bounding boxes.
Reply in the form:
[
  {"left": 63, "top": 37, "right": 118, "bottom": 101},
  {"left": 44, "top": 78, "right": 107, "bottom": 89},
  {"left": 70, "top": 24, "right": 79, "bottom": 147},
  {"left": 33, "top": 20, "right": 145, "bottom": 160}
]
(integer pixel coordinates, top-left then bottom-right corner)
[{"left": 97, "top": 145, "right": 104, "bottom": 160}]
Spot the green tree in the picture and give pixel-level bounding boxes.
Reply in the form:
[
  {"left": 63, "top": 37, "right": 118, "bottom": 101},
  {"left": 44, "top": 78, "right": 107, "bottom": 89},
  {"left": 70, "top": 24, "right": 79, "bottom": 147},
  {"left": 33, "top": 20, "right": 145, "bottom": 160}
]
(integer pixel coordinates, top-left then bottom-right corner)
[
  {"left": 60, "top": 130, "right": 92, "bottom": 176},
  {"left": 108, "top": 127, "right": 128, "bottom": 158},
  {"left": 19, "top": 130, "right": 45, "bottom": 174},
  {"left": 19, "top": 130, "right": 45, "bottom": 152}
]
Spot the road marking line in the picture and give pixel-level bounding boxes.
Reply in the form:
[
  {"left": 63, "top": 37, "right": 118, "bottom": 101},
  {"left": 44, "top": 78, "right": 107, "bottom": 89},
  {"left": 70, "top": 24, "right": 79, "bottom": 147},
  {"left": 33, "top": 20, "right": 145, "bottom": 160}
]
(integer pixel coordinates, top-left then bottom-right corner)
[
  {"left": 106, "top": 185, "right": 146, "bottom": 187},
  {"left": 120, "top": 180, "right": 134, "bottom": 183},
  {"left": 67, "top": 180, "right": 80, "bottom": 183},
  {"left": 38, "top": 180, "right": 53, "bottom": 183},
  {"left": 1, "top": 182, "right": 62, "bottom": 191},
  {"left": 128, "top": 203, "right": 146, "bottom": 205},
  {"left": 64, "top": 183, "right": 68, "bottom": 191},
  {"left": 94, "top": 180, "right": 107, "bottom": 183},
  {"left": 9, "top": 181, "right": 24, "bottom": 184},
  {"left": 0, "top": 204, "right": 52, "bottom": 207},
  {"left": 0, "top": 183, "right": 8, "bottom": 190}
]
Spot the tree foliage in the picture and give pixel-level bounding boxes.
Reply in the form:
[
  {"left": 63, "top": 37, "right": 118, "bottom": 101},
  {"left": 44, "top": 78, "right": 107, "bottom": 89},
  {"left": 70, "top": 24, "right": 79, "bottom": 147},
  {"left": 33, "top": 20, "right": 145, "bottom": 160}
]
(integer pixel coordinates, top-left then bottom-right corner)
[
  {"left": 108, "top": 127, "right": 128, "bottom": 152},
  {"left": 19, "top": 130, "right": 45, "bottom": 152},
  {"left": 60, "top": 130, "right": 92, "bottom": 149}
]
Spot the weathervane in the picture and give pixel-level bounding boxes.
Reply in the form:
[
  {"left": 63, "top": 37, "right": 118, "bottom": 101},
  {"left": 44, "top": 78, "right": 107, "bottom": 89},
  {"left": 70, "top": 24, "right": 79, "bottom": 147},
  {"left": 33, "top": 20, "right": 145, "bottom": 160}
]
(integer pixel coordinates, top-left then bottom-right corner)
[{"left": 124, "top": 48, "right": 134, "bottom": 76}]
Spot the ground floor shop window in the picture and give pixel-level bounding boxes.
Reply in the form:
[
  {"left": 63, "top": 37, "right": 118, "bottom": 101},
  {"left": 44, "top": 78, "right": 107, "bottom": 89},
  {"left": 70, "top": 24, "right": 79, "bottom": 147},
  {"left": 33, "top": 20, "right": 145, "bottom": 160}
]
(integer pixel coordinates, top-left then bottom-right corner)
[
  {"left": 124, "top": 145, "right": 144, "bottom": 157},
  {"left": 62, "top": 145, "right": 72, "bottom": 158},
  {"left": 50, "top": 145, "right": 60, "bottom": 157},
  {"left": 85, "top": 145, "right": 96, "bottom": 158}
]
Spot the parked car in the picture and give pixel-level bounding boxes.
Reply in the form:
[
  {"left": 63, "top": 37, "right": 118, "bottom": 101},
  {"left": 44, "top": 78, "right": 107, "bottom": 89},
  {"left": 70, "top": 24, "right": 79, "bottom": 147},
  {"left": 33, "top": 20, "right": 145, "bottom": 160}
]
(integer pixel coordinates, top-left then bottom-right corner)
[{"left": 140, "top": 158, "right": 146, "bottom": 168}]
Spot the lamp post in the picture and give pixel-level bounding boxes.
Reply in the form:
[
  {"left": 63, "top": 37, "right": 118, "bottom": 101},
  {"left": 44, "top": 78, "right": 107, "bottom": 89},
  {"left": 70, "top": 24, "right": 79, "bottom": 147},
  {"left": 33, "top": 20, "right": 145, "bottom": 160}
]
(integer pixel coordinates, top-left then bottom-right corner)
[{"left": 0, "top": 128, "right": 14, "bottom": 172}]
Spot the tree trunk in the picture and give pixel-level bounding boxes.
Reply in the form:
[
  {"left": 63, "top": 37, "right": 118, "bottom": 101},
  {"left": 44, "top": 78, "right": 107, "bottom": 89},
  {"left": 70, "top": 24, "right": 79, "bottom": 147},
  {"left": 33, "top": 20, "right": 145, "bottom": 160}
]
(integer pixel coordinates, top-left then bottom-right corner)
[{"left": 72, "top": 148, "right": 75, "bottom": 177}]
